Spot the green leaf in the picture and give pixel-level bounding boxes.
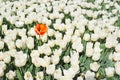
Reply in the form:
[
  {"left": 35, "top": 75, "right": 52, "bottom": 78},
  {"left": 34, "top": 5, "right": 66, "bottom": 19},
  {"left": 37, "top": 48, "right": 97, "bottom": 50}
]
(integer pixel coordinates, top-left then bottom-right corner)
[
  {"left": 64, "top": 63, "right": 70, "bottom": 69},
  {"left": 28, "top": 64, "right": 33, "bottom": 72},
  {"left": 80, "top": 55, "right": 87, "bottom": 63},
  {"left": 84, "top": 58, "right": 92, "bottom": 70},
  {"left": 81, "top": 67, "right": 85, "bottom": 72},
  {"left": 114, "top": 17, "right": 120, "bottom": 28},
  {"left": 35, "top": 67, "right": 40, "bottom": 74},
  {"left": 99, "top": 49, "right": 113, "bottom": 63},
  {"left": 82, "top": 40, "right": 87, "bottom": 52},
  {"left": 107, "top": 74, "right": 119, "bottom": 80},
  {"left": 44, "top": 75, "right": 54, "bottom": 80},
  {"left": 25, "top": 48, "right": 29, "bottom": 54},
  {"left": 64, "top": 46, "right": 70, "bottom": 56},
  {"left": 45, "top": 76, "right": 51, "bottom": 80},
  {"left": 105, "top": 60, "right": 114, "bottom": 67},
  {"left": 16, "top": 69, "right": 24, "bottom": 80},
  {"left": 100, "top": 43, "right": 105, "bottom": 50},
  {"left": 98, "top": 68, "right": 105, "bottom": 79},
  {"left": 87, "top": 0, "right": 95, "bottom": 3}
]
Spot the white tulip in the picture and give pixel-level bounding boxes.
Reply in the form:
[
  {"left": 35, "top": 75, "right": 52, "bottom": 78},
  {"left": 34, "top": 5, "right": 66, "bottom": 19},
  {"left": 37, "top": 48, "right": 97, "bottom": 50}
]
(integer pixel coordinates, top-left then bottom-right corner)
[
  {"left": 54, "top": 68, "right": 62, "bottom": 79},
  {"left": 115, "top": 62, "right": 120, "bottom": 75},
  {"left": 0, "top": 61, "right": 6, "bottom": 70},
  {"left": 90, "top": 62, "right": 100, "bottom": 72},
  {"left": 6, "top": 70, "right": 16, "bottom": 80},
  {"left": 63, "top": 56, "right": 70, "bottom": 63},
  {"left": 85, "top": 70, "right": 95, "bottom": 80},
  {"left": 83, "top": 33, "right": 90, "bottom": 41},
  {"left": 115, "top": 43, "right": 120, "bottom": 52},
  {"left": 36, "top": 71, "right": 44, "bottom": 80},
  {"left": 113, "top": 52, "right": 120, "bottom": 61},
  {"left": 26, "top": 37, "right": 34, "bottom": 49},
  {"left": 77, "top": 76, "right": 83, "bottom": 80},
  {"left": 105, "top": 67, "right": 115, "bottom": 77},
  {"left": 15, "top": 51, "right": 27, "bottom": 67},
  {"left": 24, "top": 71, "right": 33, "bottom": 80},
  {"left": 0, "top": 17, "right": 3, "bottom": 26},
  {"left": 51, "top": 55, "right": 60, "bottom": 65},
  {"left": 46, "top": 64, "right": 55, "bottom": 75},
  {"left": 0, "top": 68, "right": 4, "bottom": 77},
  {"left": 92, "top": 52, "right": 100, "bottom": 61},
  {"left": 0, "top": 40, "right": 4, "bottom": 50},
  {"left": 86, "top": 42, "right": 94, "bottom": 57}
]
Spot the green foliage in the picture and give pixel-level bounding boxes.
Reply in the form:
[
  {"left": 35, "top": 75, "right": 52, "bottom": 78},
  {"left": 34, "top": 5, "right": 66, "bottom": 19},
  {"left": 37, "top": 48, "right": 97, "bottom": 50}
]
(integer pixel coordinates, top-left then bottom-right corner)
[
  {"left": 16, "top": 69, "right": 24, "bottom": 80},
  {"left": 114, "top": 17, "right": 120, "bottom": 28},
  {"left": 107, "top": 75, "right": 119, "bottom": 80},
  {"left": 87, "top": 0, "right": 95, "bottom": 3}
]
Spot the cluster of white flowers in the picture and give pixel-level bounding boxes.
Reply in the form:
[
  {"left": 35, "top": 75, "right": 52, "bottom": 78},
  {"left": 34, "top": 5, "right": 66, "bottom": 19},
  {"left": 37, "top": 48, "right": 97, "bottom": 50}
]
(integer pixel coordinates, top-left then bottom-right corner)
[
  {"left": 24, "top": 69, "right": 44, "bottom": 80},
  {"left": 0, "top": 0, "right": 120, "bottom": 80},
  {"left": 60, "top": 52, "right": 80, "bottom": 80},
  {"left": 86, "top": 41, "right": 102, "bottom": 62}
]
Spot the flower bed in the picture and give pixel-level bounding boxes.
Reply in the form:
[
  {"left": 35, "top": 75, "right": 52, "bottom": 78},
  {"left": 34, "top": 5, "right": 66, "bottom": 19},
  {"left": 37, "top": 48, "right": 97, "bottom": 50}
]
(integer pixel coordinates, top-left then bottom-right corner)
[{"left": 0, "top": 0, "right": 120, "bottom": 80}]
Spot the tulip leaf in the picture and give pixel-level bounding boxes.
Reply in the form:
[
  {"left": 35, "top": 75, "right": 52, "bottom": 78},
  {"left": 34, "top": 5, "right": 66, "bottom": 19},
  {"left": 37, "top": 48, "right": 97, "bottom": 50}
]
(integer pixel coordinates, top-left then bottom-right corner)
[
  {"left": 64, "top": 63, "right": 70, "bottom": 69},
  {"left": 16, "top": 69, "right": 24, "bottom": 80},
  {"left": 97, "top": 68, "right": 105, "bottom": 79},
  {"left": 107, "top": 74, "right": 119, "bottom": 80},
  {"left": 100, "top": 43, "right": 105, "bottom": 50},
  {"left": 44, "top": 75, "right": 54, "bottom": 80},
  {"left": 28, "top": 64, "right": 33, "bottom": 72},
  {"left": 35, "top": 67, "right": 40, "bottom": 74}
]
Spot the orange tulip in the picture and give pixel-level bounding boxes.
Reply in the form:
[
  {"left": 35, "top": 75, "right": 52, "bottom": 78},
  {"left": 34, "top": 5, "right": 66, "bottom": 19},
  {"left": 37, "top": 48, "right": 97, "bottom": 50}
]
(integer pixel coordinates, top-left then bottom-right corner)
[{"left": 34, "top": 24, "right": 48, "bottom": 35}]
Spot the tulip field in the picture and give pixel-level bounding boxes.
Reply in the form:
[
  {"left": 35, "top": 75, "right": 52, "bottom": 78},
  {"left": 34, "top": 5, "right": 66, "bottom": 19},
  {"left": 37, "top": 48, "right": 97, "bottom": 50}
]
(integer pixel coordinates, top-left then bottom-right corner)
[{"left": 0, "top": 0, "right": 120, "bottom": 80}]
